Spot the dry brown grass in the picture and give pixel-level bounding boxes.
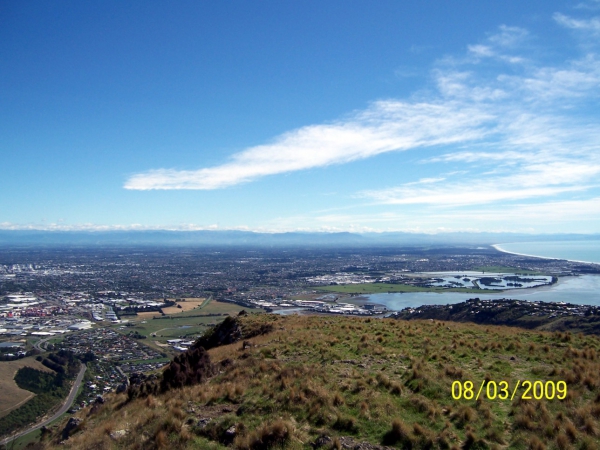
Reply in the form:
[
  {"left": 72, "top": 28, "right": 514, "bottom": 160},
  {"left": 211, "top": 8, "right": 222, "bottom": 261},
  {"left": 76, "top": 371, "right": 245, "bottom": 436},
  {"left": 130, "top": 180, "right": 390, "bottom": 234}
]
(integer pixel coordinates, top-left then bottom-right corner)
[
  {"left": 0, "top": 356, "right": 53, "bottom": 418},
  {"left": 161, "top": 299, "right": 206, "bottom": 315},
  {"left": 382, "top": 418, "right": 413, "bottom": 446},
  {"left": 37, "top": 313, "right": 600, "bottom": 450},
  {"left": 234, "top": 418, "right": 296, "bottom": 449}
]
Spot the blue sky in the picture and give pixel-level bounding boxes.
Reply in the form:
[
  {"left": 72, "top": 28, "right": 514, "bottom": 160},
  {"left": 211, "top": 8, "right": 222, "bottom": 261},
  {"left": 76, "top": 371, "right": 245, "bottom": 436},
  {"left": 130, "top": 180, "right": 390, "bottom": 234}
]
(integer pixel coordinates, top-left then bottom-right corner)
[{"left": 2, "top": 0, "right": 599, "bottom": 234}]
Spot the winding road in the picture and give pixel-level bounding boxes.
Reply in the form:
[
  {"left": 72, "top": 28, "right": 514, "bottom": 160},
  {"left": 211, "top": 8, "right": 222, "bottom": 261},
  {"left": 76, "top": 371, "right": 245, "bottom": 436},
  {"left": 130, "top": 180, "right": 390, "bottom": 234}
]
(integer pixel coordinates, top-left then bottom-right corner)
[
  {"left": 32, "top": 336, "right": 53, "bottom": 352},
  {"left": 0, "top": 364, "right": 87, "bottom": 447}
]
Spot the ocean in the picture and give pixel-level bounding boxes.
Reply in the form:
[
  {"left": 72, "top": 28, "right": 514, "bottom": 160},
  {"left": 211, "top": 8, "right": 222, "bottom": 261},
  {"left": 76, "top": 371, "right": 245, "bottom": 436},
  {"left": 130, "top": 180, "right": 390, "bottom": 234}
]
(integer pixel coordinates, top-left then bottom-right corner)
[
  {"left": 359, "top": 274, "right": 600, "bottom": 310},
  {"left": 357, "top": 240, "right": 600, "bottom": 310},
  {"left": 493, "top": 240, "right": 600, "bottom": 265}
]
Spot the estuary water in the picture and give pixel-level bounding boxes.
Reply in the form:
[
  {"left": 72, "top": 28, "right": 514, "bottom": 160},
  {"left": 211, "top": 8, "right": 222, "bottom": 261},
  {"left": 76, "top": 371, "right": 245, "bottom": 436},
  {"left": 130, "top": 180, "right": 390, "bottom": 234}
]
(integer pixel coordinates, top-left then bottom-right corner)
[
  {"left": 360, "top": 275, "right": 600, "bottom": 311},
  {"left": 356, "top": 240, "right": 599, "bottom": 311},
  {"left": 493, "top": 240, "right": 600, "bottom": 264}
]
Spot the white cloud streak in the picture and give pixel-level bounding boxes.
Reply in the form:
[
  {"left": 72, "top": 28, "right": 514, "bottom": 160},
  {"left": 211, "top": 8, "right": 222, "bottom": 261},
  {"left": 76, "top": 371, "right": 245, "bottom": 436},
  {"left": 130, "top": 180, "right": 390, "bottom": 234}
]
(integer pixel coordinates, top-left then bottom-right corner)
[
  {"left": 359, "top": 152, "right": 600, "bottom": 206},
  {"left": 125, "top": 101, "right": 493, "bottom": 190},
  {"left": 554, "top": 12, "right": 600, "bottom": 32},
  {"left": 125, "top": 8, "right": 600, "bottom": 236}
]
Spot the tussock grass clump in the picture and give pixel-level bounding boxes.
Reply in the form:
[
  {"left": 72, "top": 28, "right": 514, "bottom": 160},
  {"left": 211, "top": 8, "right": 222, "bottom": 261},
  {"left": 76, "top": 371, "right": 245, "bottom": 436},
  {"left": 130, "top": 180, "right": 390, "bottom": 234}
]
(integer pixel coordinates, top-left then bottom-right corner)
[
  {"left": 234, "top": 419, "right": 295, "bottom": 450},
  {"left": 382, "top": 418, "right": 413, "bottom": 447},
  {"left": 444, "top": 365, "right": 464, "bottom": 379},
  {"left": 409, "top": 394, "right": 438, "bottom": 419},
  {"left": 40, "top": 314, "right": 600, "bottom": 450},
  {"left": 332, "top": 392, "right": 345, "bottom": 406},
  {"left": 333, "top": 415, "right": 358, "bottom": 433},
  {"left": 389, "top": 380, "right": 403, "bottom": 395},
  {"left": 555, "top": 433, "right": 570, "bottom": 450},
  {"left": 451, "top": 405, "right": 477, "bottom": 428},
  {"left": 376, "top": 372, "right": 391, "bottom": 389},
  {"left": 485, "top": 426, "right": 505, "bottom": 445},
  {"left": 461, "top": 430, "right": 488, "bottom": 449}
]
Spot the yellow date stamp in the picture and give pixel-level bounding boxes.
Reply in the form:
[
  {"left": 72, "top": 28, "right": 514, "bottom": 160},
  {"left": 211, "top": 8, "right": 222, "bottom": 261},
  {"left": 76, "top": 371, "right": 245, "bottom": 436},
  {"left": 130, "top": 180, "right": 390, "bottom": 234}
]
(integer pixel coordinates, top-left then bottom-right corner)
[{"left": 451, "top": 380, "right": 567, "bottom": 401}]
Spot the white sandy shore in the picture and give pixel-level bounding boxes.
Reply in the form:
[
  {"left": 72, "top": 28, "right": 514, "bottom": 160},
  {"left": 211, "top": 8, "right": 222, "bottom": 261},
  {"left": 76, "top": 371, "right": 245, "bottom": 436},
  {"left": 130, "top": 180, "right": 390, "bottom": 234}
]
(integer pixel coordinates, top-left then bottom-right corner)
[{"left": 492, "top": 243, "right": 600, "bottom": 265}]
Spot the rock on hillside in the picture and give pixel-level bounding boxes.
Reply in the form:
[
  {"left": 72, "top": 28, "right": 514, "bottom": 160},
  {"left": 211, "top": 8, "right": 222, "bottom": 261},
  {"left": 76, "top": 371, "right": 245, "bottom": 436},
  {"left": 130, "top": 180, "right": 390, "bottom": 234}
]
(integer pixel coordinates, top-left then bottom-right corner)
[{"left": 192, "top": 310, "right": 274, "bottom": 351}]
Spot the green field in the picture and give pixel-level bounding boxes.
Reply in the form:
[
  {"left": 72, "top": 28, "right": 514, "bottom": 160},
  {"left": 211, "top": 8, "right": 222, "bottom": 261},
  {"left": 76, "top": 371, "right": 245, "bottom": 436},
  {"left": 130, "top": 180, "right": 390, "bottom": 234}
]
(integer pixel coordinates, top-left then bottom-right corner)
[
  {"left": 315, "top": 283, "right": 483, "bottom": 294},
  {"left": 114, "top": 300, "right": 260, "bottom": 355},
  {"left": 168, "top": 299, "right": 247, "bottom": 318},
  {"left": 124, "top": 315, "right": 218, "bottom": 337},
  {"left": 114, "top": 315, "right": 218, "bottom": 356}
]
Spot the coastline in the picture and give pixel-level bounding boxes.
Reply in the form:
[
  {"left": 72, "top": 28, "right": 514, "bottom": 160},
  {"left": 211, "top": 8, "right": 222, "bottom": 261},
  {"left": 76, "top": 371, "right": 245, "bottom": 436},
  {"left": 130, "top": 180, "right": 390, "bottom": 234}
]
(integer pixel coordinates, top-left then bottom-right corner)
[
  {"left": 339, "top": 273, "right": 600, "bottom": 310},
  {"left": 492, "top": 243, "right": 600, "bottom": 265},
  {"left": 337, "top": 272, "right": 563, "bottom": 301}
]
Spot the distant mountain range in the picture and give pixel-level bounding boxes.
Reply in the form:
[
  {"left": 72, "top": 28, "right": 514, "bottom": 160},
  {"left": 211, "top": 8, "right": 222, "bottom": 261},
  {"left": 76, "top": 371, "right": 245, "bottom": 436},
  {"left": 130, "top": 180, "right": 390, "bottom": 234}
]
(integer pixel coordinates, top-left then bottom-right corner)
[{"left": 0, "top": 230, "right": 598, "bottom": 247}]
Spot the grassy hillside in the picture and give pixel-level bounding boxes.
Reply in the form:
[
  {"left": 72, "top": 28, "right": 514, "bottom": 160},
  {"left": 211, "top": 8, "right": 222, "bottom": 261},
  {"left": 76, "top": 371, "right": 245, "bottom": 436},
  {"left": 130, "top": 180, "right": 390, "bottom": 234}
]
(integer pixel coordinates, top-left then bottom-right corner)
[
  {"left": 0, "top": 357, "right": 52, "bottom": 418},
  {"left": 392, "top": 299, "right": 600, "bottom": 336},
  {"left": 35, "top": 313, "right": 600, "bottom": 450}
]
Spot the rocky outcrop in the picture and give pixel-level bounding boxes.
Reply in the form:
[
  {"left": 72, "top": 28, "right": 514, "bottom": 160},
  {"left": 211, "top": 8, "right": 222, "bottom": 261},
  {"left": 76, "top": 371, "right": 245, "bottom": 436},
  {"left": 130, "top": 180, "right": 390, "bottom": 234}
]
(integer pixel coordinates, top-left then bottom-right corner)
[
  {"left": 61, "top": 417, "right": 82, "bottom": 440},
  {"left": 192, "top": 316, "right": 243, "bottom": 350},
  {"left": 126, "top": 372, "right": 161, "bottom": 400},
  {"left": 192, "top": 311, "right": 274, "bottom": 351},
  {"left": 126, "top": 313, "right": 273, "bottom": 401},
  {"left": 160, "top": 346, "right": 214, "bottom": 391},
  {"left": 126, "top": 346, "right": 215, "bottom": 400}
]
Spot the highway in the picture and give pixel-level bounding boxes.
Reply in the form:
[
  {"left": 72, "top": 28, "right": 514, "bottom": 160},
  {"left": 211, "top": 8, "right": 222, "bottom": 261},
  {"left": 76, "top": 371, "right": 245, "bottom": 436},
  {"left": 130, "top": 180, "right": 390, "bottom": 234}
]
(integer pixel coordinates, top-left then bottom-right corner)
[
  {"left": 32, "top": 336, "right": 53, "bottom": 352},
  {"left": 0, "top": 364, "right": 87, "bottom": 447}
]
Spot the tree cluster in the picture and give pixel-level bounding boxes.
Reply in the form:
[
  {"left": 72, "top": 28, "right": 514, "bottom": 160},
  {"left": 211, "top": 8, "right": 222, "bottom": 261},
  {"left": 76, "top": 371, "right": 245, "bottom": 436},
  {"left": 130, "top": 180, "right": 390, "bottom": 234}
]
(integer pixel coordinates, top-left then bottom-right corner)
[{"left": 0, "top": 367, "right": 69, "bottom": 438}]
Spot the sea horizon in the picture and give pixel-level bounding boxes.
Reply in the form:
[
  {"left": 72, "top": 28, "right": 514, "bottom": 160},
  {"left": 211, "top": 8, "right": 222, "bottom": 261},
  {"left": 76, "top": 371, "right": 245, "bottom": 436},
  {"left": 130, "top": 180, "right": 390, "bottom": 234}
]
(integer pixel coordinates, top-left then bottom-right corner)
[{"left": 493, "top": 240, "right": 600, "bottom": 265}]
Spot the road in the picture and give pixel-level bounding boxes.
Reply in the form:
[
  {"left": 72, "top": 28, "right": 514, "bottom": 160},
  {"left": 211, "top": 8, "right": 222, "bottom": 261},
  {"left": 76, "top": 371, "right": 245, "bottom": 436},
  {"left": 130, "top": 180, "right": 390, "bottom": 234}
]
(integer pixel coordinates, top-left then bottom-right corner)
[
  {"left": 33, "top": 328, "right": 90, "bottom": 352},
  {"left": 0, "top": 364, "right": 87, "bottom": 447},
  {"left": 32, "top": 336, "right": 53, "bottom": 352}
]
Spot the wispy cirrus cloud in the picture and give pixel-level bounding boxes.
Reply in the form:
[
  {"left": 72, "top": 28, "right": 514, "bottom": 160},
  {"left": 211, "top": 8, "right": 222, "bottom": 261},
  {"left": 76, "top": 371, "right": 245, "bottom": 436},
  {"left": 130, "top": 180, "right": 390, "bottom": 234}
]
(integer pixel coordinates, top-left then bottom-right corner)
[
  {"left": 125, "top": 6, "right": 600, "bottom": 237},
  {"left": 125, "top": 101, "right": 493, "bottom": 190},
  {"left": 357, "top": 161, "right": 599, "bottom": 206},
  {"left": 466, "top": 25, "right": 529, "bottom": 64},
  {"left": 553, "top": 12, "right": 600, "bottom": 32}
]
